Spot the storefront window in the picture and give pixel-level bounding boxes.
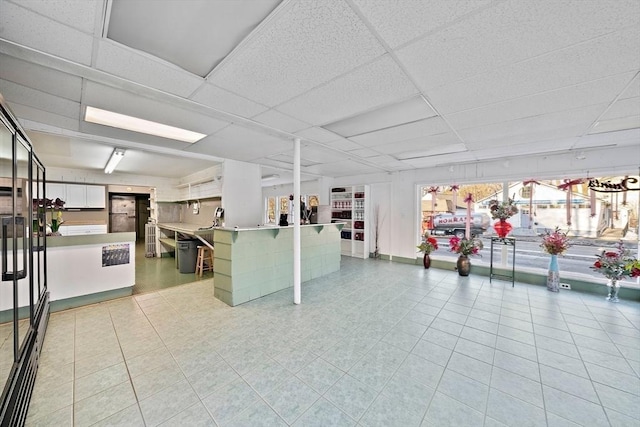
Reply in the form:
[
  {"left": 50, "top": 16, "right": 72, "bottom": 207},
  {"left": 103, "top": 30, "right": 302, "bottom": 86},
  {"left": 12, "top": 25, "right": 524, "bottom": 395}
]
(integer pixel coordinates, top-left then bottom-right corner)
[{"left": 419, "top": 176, "right": 639, "bottom": 286}]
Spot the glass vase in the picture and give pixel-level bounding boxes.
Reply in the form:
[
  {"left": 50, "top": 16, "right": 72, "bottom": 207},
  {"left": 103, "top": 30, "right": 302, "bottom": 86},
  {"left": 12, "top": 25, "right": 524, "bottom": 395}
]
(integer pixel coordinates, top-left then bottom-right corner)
[
  {"left": 547, "top": 254, "right": 560, "bottom": 292},
  {"left": 423, "top": 253, "right": 431, "bottom": 269},
  {"left": 606, "top": 278, "right": 619, "bottom": 303},
  {"left": 494, "top": 219, "right": 513, "bottom": 238}
]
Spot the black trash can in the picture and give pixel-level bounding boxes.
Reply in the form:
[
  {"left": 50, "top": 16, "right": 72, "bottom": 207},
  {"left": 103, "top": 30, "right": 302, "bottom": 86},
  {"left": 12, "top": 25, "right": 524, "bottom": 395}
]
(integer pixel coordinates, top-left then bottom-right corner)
[{"left": 177, "top": 239, "right": 198, "bottom": 273}]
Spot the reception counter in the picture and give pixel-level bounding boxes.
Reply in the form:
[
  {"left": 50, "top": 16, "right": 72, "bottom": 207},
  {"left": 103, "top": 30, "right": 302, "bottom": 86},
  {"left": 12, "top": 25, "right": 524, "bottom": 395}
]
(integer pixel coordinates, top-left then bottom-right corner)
[
  {"left": 46, "top": 232, "right": 136, "bottom": 310},
  {"left": 213, "top": 223, "right": 342, "bottom": 306}
]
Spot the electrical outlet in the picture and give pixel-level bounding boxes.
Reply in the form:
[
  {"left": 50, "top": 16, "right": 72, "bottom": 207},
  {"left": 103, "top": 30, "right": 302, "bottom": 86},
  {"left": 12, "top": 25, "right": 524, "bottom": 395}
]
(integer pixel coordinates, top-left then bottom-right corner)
[{"left": 560, "top": 283, "right": 571, "bottom": 290}]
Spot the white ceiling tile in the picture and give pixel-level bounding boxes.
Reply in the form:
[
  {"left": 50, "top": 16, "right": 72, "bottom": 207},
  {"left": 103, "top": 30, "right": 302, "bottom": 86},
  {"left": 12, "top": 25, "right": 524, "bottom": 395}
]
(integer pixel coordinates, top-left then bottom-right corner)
[
  {"left": 346, "top": 148, "right": 380, "bottom": 158},
  {"left": 445, "top": 72, "right": 636, "bottom": 131},
  {"left": 620, "top": 77, "right": 640, "bottom": 100},
  {"left": 395, "top": 143, "right": 467, "bottom": 160},
  {"left": 577, "top": 128, "right": 640, "bottom": 148},
  {"left": 190, "top": 83, "right": 269, "bottom": 118},
  {"left": 400, "top": 151, "right": 478, "bottom": 168},
  {"left": 210, "top": 0, "right": 386, "bottom": 106},
  {"left": 599, "top": 97, "right": 640, "bottom": 121},
  {"left": 365, "top": 155, "right": 411, "bottom": 170},
  {"left": 0, "top": 54, "right": 83, "bottom": 101},
  {"left": 323, "top": 95, "right": 435, "bottom": 138},
  {"left": 397, "top": 0, "right": 640, "bottom": 90},
  {"left": 466, "top": 126, "right": 584, "bottom": 152},
  {"left": 276, "top": 55, "right": 418, "bottom": 125},
  {"left": 8, "top": 102, "right": 80, "bottom": 132},
  {"left": 323, "top": 139, "right": 363, "bottom": 151},
  {"left": 15, "top": 0, "right": 102, "bottom": 34},
  {"left": 350, "top": 117, "right": 451, "bottom": 148},
  {"left": 295, "top": 127, "right": 342, "bottom": 143},
  {"left": 459, "top": 104, "right": 607, "bottom": 144},
  {"left": 423, "top": 26, "right": 640, "bottom": 114},
  {"left": 252, "top": 109, "right": 310, "bottom": 133},
  {"left": 211, "top": 124, "right": 291, "bottom": 146},
  {"left": 0, "top": 79, "right": 80, "bottom": 119},
  {"left": 82, "top": 81, "right": 229, "bottom": 136},
  {"left": 0, "top": 1, "right": 94, "bottom": 64},
  {"left": 353, "top": 0, "right": 492, "bottom": 48},
  {"left": 303, "top": 159, "right": 382, "bottom": 177},
  {"left": 472, "top": 138, "right": 578, "bottom": 161},
  {"left": 95, "top": 40, "right": 204, "bottom": 98},
  {"left": 373, "top": 132, "right": 461, "bottom": 156},
  {"left": 299, "top": 146, "right": 346, "bottom": 164},
  {"left": 107, "top": 0, "right": 281, "bottom": 77},
  {"left": 266, "top": 152, "right": 319, "bottom": 168},
  {"left": 589, "top": 116, "right": 640, "bottom": 134},
  {"left": 186, "top": 133, "right": 292, "bottom": 162}
]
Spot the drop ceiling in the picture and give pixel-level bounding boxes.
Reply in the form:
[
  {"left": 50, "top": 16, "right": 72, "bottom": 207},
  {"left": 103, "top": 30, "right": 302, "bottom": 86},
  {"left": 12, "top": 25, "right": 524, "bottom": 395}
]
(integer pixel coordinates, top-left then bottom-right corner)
[{"left": 0, "top": 0, "right": 638, "bottom": 182}]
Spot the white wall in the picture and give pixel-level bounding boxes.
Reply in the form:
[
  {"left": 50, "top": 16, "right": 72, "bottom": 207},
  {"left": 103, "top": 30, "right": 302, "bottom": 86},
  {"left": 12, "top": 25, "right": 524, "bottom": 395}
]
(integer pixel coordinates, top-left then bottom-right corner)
[{"left": 221, "top": 159, "right": 262, "bottom": 227}]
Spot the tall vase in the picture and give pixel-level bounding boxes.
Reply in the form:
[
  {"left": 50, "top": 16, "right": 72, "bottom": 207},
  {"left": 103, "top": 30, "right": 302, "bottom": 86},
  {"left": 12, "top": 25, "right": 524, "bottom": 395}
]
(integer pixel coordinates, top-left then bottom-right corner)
[
  {"left": 457, "top": 255, "right": 471, "bottom": 276},
  {"left": 494, "top": 219, "right": 513, "bottom": 238},
  {"left": 423, "top": 253, "right": 431, "bottom": 269},
  {"left": 606, "top": 278, "right": 620, "bottom": 302},
  {"left": 547, "top": 254, "right": 560, "bottom": 292}
]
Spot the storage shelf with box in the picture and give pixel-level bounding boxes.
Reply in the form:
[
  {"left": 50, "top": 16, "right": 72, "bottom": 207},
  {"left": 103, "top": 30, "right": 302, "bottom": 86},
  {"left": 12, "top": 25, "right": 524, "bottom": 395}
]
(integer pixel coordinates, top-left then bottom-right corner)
[{"left": 330, "top": 185, "right": 369, "bottom": 259}]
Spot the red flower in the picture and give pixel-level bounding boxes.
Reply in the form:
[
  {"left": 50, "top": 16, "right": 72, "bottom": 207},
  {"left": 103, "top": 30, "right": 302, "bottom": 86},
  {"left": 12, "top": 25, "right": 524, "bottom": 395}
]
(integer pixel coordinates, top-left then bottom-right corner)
[
  {"left": 605, "top": 252, "right": 618, "bottom": 258},
  {"left": 593, "top": 261, "right": 601, "bottom": 268}
]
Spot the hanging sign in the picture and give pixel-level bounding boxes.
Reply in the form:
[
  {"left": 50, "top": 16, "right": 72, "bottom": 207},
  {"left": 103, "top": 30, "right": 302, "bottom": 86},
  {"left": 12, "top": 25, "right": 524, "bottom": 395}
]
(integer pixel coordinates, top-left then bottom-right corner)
[{"left": 588, "top": 177, "right": 639, "bottom": 193}]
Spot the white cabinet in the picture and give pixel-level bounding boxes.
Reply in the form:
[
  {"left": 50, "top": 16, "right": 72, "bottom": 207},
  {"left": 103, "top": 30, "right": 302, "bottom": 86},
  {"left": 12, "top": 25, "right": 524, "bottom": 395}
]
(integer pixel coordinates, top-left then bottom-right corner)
[
  {"left": 330, "top": 185, "right": 369, "bottom": 258},
  {"left": 48, "top": 183, "right": 106, "bottom": 208},
  {"left": 45, "top": 183, "right": 66, "bottom": 201},
  {"left": 85, "top": 185, "right": 106, "bottom": 208},
  {"left": 65, "top": 184, "right": 86, "bottom": 208}
]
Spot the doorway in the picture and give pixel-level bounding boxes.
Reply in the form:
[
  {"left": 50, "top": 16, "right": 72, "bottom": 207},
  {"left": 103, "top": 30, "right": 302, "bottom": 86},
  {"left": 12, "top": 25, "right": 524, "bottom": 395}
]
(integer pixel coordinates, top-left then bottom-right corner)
[{"left": 108, "top": 193, "right": 150, "bottom": 241}]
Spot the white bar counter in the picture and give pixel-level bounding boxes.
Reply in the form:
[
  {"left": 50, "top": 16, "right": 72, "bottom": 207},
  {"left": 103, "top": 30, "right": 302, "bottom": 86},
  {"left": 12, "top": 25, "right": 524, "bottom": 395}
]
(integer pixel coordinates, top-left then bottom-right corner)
[
  {"left": 46, "top": 232, "right": 136, "bottom": 310},
  {"left": 213, "top": 223, "right": 343, "bottom": 306}
]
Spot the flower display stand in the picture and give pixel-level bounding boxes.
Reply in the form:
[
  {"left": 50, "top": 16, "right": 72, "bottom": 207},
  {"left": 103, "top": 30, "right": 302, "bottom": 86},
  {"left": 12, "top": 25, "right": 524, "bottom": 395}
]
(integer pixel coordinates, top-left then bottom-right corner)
[{"left": 489, "top": 237, "right": 516, "bottom": 287}]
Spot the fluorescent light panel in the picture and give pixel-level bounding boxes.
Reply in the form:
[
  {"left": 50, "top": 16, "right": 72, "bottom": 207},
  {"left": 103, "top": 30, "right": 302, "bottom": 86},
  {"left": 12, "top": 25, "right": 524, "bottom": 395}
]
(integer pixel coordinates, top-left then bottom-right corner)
[
  {"left": 104, "top": 148, "right": 125, "bottom": 174},
  {"left": 322, "top": 96, "right": 437, "bottom": 138},
  {"left": 85, "top": 106, "right": 206, "bottom": 143}
]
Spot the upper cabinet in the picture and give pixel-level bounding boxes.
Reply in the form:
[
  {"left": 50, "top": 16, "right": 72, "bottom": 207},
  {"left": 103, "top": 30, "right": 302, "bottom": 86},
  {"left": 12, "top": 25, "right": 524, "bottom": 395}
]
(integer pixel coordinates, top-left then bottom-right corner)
[{"left": 46, "top": 183, "right": 106, "bottom": 209}]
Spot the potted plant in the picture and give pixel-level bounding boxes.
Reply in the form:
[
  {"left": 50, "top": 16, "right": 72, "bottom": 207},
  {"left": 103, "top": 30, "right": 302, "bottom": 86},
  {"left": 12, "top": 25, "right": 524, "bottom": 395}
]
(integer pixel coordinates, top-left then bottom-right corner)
[
  {"left": 591, "top": 241, "right": 640, "bottom": 302},
  {"left": 448, "top": 236, "right": 483, "bottom": 276},
  {"left": 45, "top": 197, "right": 65, "bottom": 235},
  {"left": 417, "top": 232, "right": 439, "bottom": 269},
  {"left": 488, "top": 197, "right": 518, "bottom": 238},
  {"left": 540, "top": 227, "right": 571, "bottom": 292}
]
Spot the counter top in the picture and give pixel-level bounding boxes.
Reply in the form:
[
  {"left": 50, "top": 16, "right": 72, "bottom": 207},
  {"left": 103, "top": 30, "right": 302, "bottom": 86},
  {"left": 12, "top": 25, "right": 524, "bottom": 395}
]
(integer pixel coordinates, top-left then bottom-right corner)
[
  {"left": 60, "top": 221, "right": 107, "bottom": 226},
  {"left": 157, "top": 222, "right": 216, "bottom": 235},
  {"left": 212, "top": 222, "right": 344, "bottom": 232},
  {"left": 46, "top": 232, "right": 136, "bottom": 247}
]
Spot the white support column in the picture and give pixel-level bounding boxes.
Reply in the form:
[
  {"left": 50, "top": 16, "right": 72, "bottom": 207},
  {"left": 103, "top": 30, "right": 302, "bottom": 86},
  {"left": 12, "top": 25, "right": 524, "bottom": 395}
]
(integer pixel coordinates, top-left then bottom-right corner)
[{"left": 293, "top": 138, "right": 301, "bottom": 304}]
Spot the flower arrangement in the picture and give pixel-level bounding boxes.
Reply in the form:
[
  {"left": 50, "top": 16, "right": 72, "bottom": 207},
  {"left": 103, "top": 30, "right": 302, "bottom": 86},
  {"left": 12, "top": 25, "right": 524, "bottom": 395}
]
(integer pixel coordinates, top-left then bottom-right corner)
[
  {"left": 417, "top": 233, "right": 439, "bottom": 255},
  {"left": 540, "top": 227, "right": 571, "bottom": 255},
  {"left": 449, "top": 236, "right": 483, "bottom": 256},
  {"left": 34, "top": 198, "right": 65, "bottom": 233},
  {"left": 488, "top": 197, "right": 518, "bottom": 220},
  {"left": 591, "top": 241, "right": 640, "bottom": 280}
]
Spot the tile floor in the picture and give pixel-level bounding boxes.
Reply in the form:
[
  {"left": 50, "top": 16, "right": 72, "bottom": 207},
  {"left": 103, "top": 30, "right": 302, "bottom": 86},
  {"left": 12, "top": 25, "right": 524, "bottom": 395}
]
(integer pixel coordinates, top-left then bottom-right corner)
[{"left": 25, "top": 257, "right": 640, "bottom": 426}]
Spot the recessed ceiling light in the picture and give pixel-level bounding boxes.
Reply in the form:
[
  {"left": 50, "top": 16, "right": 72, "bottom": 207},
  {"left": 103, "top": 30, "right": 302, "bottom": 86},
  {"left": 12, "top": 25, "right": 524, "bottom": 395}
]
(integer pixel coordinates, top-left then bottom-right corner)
[{"left": 85, "top": 106, "right": 207, "bottom": 143}]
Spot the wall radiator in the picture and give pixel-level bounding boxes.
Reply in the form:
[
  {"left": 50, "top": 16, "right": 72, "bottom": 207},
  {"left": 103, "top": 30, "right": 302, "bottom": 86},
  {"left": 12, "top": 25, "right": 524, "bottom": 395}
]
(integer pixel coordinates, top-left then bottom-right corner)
[{"left": 145, "top": 223, "right": 156, "bottom": 257}]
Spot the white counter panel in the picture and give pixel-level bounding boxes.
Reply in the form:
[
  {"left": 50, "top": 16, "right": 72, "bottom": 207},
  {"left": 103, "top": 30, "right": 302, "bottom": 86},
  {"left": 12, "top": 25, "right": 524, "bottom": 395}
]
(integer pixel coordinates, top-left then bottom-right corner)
[{"left": 47, "top": 239, "right": 134, "bottom": 301}]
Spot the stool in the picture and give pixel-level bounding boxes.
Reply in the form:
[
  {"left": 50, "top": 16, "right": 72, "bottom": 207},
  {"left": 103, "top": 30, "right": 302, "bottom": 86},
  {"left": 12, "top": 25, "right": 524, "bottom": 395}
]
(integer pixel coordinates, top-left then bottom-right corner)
[{"left": 195, "top": 245, "right": 214, "bottom": 277}]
